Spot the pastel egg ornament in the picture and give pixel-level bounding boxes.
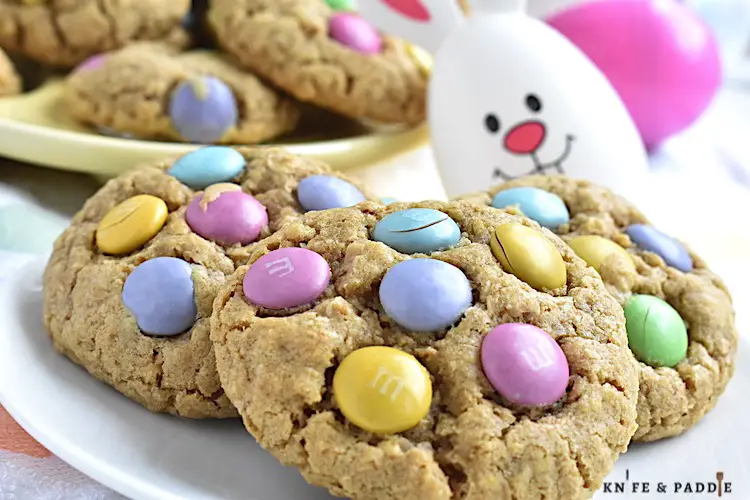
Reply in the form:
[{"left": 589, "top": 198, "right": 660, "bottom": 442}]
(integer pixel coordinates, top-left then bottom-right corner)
[
  {"left": 546, "top": 0, "right": 722, "bottom": 150},
  {"left": 169, "top": 76, "right": 238, "bottom": 143},
  {"left": 358, "top": 0, "right": 651, "bottom": 198}
]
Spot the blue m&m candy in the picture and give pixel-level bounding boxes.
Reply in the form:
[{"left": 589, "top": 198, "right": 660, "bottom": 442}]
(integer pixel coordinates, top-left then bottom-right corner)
[
  {"left": 297, "top": 175, "right": 365, "bottom": 211},
  {"left": 626, "top": 224, "right": 693, "bottom": 272},
  {"left": 122, "top": 257, "right": 197, "bottom": 336},
  {"left": 168, "top": 147, "right": 246, "bottom": 190},
  {"left": 374, "top": 208, "right": 461, "bottom": 254},
  {"left": 379, "top": 258, "right": 472, "bottom": 332},
  {"left": 169, "top": 76, "right": 238, "bottom": 143},
  {"left": 491, "top": 187, "right": 570, "bottom": 229}
]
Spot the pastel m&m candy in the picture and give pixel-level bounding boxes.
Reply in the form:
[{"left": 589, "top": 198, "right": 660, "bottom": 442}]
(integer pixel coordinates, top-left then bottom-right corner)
[
  {"left": 379, "top": 258, "right": 472, "bottom": 332},
  {"left": 490, "top": 223, "right": 566, "bottom": 290},
  {"left": 333, "top": 346, "right": 432, "bottom": 434},
  {"left": 96, "top": 195, "right": 168, "bottom": 255},
  {"left": 122, "top": 257, "right": 197, "bottom": 336},
  {"left": 168, "top": 147, "right": 246, "bottom": 190},
  {"left": 624, "top": 294, "right": 688, "bottom": 368},
  {"left": 568, "top": 235, "right": 636, "bottom": 275},
  {"left": 491, "top": 187, "right": 570, "bottom": 229},
  {"left": 329, "top": 13, "right": 383, "bottom": 54},
  {"left": 297, "top": 175, "right": 366, "bottom": 211},
  {"left": 74, "top": 53, "right": 107, "bottom": 73},
  {"left": 373, "top": 208, "right": 460, "bottom": 254},
  {"left": 169, "top": 76, "right": 238, "bottom": 143},
  {"left": 626, "top": 224, "right": 693, "bottom": 272},
  {"left": 325, "top": 0, "right": 355, "bottom": 10},
  {"left": 186, "top": 183, "right": 268, "bottom": 245},
  {"left": 481, "top": 323, "right": 569, "bottom": 406},
  {"left": 243, "top": 247, "right": 331, "bottom": 309}
]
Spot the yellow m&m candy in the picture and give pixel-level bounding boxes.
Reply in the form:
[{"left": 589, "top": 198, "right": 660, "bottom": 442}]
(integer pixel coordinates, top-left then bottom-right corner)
[
  {"left": 333, "top": 346, "right": 432, "bottom": 435},
  {"left": 568, "top": 235, "right": 636, "bottom": 275},
  {"left": 490, "top": 223, "right": 566, "bottom": 290},
  {"left": 96, "top": 195, "right": 168, "bottom": 255}
]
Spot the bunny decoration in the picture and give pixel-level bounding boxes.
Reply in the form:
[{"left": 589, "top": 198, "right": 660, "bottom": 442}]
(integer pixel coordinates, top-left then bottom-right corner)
[{"left": 359, "top": 0, "right": 651, "bottom": 197}]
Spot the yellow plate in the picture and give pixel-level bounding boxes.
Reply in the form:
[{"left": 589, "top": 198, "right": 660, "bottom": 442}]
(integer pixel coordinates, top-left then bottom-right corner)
[{"left": 0, "top": 78, "right": 429, "bottom": 177}]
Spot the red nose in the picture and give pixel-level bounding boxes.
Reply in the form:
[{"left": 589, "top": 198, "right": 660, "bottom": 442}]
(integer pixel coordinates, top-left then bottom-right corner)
[{"left": 504, "top": 121, "right": 546, "bottom": 154}]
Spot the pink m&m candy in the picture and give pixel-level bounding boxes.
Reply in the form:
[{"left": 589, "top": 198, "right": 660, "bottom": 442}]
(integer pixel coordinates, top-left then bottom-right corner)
[
  {"left": 329, "top": 13, "right": 383, "bottom": 54},
  {"left": 481, "top": 323, "right": 569, "bottom": 407},
  {"left": 186, "top": 183, "right": 268, "bottom": 245},
  {"left": 243, "top": 247, "right": 331, "bottom": 309},
  {"left": 75, "top": 54, "right": 107, "bottom": 73}
]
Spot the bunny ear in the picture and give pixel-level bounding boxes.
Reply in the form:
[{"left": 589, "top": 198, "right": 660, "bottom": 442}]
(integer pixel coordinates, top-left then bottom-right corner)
[{"left": 358, "top": 0, "right": 465, "bottom": 54}]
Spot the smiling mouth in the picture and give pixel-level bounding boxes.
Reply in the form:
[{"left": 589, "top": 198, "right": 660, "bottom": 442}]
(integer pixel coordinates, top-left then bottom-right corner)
[{"left": 493, "top": 134, "right": 575, "bottom": 181}]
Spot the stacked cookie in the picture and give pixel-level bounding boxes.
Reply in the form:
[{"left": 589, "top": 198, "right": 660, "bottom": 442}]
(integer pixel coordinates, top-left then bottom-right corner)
[{"left": 0, "top": 0, "right": 430, "bottom": 144}]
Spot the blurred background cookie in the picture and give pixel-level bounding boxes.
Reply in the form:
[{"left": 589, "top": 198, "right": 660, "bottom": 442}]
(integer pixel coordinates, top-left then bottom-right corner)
[
  {"left": 0, "top": 46, "right": 20, "bottom": 96},
  {"left": 208, "top": 0, "right": 429, "bottom": 125},
  {"left": 63, "top": 44, "right": 301, "bottom": 144},
  {"left": 0, "top": 0, "right": 191, "bottom": 68}
]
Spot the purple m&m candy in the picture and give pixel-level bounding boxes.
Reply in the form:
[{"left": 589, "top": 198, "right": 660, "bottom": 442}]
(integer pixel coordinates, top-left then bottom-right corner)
[
  {"left": 626, "top": 224, "right": 693, "bottom": 272},
  {"left": 122, "top": 257, "right": 197, "bottom": 337},
  {"left": 379, "top": 258, "right": 472, "bottom": 332},
  {"left": 75, "top": 54, "right": 107, "bottom": 73},
  {"left": 329, "top": 13, "right": 383, "bottom": 54},
  {"left": 297, "top": 175, "right": 366, "bottom": 211},
  {"left": 169, "top": 76, "right": 238, "bottom": 143},
  {"left": 243, "top": 247, "right": 331, "bottom": 309},
  {"left": 481, "top": 323, "right": 569, "bottom": 406},
  {"left": 186, "top": 183, "right": 268, "bottom": 245}
]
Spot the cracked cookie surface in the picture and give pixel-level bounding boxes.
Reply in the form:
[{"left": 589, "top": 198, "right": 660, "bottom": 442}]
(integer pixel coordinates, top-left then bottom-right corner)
[
  {"left": 0, "top": 0, "right": 190, "bottom": 68},
  {"left": 208, "top": 0, "right": 428, "bottom": 125},
  {"left": 64, "top": 44, "right": 300, "bottom": 144},
  {"left": 0, "top": 46, "right": 20, "bottom": 95},
  {"left": 211, "top": 200, "right": 639, "bottom": 499},
  {"left": 461, "top": 176, "right": 738, "bottom": 442},
  {"left": 43, "top": 146, "right": 374, "bottom": 418}
]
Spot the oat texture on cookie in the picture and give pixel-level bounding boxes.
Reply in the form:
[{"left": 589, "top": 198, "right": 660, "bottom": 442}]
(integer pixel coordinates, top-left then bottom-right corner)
[
  {"left": 463, "top": 176, "right": 738, "bottom": 442},
  {"left": 0, "top": 47, "right": 21, "bottom": 96},
  {"left": 211, "top": 201, "right": 639, "bottom": 500},
  {"left": 208, "top": 0, "right": 429, "bottom": 124},
  {"left": 0, "top": 0, "right": 191, "bottom": 67},
  {"left": 42, "top": 146, "right": 373, "bottom": 418},
  {"left": 64, "top": 44, "right": 300, "bottom": 143}
]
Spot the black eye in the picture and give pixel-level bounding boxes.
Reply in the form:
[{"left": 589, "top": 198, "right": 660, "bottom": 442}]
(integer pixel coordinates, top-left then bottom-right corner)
[
  {"left": 493, "top": 168, "right": 502, "bottom": 178},
  {"left": 485, "top": 114, "right": 500, "bottom": 133},
  {"left": 526, "top": 94, "right": 542, "bottom": 112}
]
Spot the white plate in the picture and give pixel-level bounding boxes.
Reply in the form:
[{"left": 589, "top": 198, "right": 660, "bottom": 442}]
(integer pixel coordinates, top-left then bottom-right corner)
[{"left": 1, "top": 259, "right": 749, "bottom": 500}]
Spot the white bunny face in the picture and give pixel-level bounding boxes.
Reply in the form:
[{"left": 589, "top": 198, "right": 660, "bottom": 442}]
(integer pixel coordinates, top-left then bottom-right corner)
[{"left": 359, "top": 1, "right": 650, "bottom": 198}]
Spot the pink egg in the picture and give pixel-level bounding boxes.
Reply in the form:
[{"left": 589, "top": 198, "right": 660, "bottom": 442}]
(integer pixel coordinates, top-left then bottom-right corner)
[
  {"left": 186, "top": 187, "right": 267, "bottom": 245},
  {"left": 481, "top": 323, "right": 569, "bottom": 406},
  {"left": 243, "top": 247, "right": 331, "bottom": 310},
  {"left": 547, "top": 0, "right": 721, "bottom": 150}
]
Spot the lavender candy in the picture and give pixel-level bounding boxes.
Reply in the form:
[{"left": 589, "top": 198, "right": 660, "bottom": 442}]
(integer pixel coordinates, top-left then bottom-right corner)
[{"left": 169, "top": 76, "right": 238, "bottom": 144}]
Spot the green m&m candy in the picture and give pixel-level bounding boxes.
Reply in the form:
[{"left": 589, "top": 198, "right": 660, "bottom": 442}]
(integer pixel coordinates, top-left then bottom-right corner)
[
  {"left": 624, "top": 294, "right": 688, "bottom": 368},
  {"left": 325, "top": 0, "right": 355, "bottom": 10}
]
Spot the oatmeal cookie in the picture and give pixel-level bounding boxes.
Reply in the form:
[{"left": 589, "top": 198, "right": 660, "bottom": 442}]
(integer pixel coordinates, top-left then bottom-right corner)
[
  {"left": 43, "top": 146, "right": 374, "bottom": 418},
  {"left": 0, "top": 46, "right": 20, "bottom": 96},
  {"left": 463, "top": 176, "right": 738, "bottom": 442},
  {"left": 64, "top": 44, "right": 300, "bottom": 144},
  {"left": 211, "top": 200, "right": 639, "bottom": 499},
  {"left": 0, "top": 0, "right": 190, "bottom": 68},
  {"left": 207, "top": 0, "right": 429, "bottom": 125}
]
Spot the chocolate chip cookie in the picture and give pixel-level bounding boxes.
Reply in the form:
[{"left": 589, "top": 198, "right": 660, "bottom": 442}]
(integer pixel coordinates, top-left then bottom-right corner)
[
  {"left": 64, "top": 44, "right": 300, "bottom": 144},
  {"left": 0, "top": 0, "right": 191, "bottom": 68},
  {"left": 207, "top": 0, "right": 429, "bottom": 125},
  {"left": 211, "top": 200, "right": 639, "bottom": 499},
  {"left": 43, "top": 146, "right": 374, "bottom": 418},
  {"left": 0, "top": 47, "right": 20, "bottom": 96},
  {"left": 462, "top": 176, "right": 738, "bottom": 442}
]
